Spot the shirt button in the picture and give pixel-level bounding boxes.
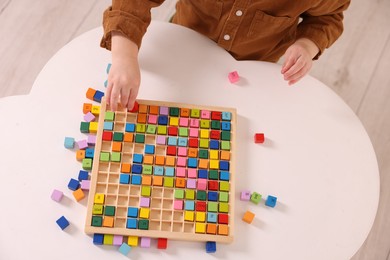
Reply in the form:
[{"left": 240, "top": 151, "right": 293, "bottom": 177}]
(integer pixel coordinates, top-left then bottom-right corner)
[
  {"left": 236, "top": 10, "right": 243, "bottom": 16},
  {"left": 223, "top": 34, "right": 231, "bottom": 41}
]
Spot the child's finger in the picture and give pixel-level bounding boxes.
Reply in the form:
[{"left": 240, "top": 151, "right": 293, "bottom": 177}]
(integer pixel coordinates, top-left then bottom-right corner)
[{"left": 281, "top": 55, "right": 295, "bottom": 74}]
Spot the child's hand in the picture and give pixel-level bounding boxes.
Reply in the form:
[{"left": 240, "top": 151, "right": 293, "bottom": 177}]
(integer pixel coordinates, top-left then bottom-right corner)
[
  {"left": 281, "top": 38, "right": 319, "bottom": 85},
  {"left": 106, "top": 32, "right": 140, "bottom": 111}
]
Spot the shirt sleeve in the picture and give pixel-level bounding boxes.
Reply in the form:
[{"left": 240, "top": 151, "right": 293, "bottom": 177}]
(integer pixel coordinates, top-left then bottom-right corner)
[
  {"left": 296, "top": 0, "right": 351, "bottom": 59},
  {"left": 100, "top": 0, "right": 165, "bottom": 50}
]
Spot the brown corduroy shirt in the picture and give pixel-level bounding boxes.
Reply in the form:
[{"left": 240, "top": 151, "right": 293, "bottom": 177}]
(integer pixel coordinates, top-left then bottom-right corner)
[{"left": 101, "top": 0, "right": 350, "bottom": 62}]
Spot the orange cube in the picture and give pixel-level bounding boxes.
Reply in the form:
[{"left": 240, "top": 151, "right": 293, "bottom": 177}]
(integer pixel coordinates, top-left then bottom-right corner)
[
  {"left": 142, "top": 175, "right": 152, "bottom": 185},
  {"left": 102, "top": 216, "right": 114, "bottom": 227},
  {"left": 220, "top": 151, "right": 230, "bottom": 160},
  {"left": 149, "top": 105, "right": 159, "bottom": 115},
  {"left": 175, "top": 178, "right": 186, "bottom": 188},
  {"left": 124, "top": 133, "right": 134, "bottom": 142},
  {"left": 138, "top": 104, "right": 148, "bottom": 114},
  {"left": 180, "top": 108, "right": 190, "bottom": 117},
  {"left": 242, "top": 210, "right": 255, "bottom": 224},
  {"left": 121, "top": 163, "right": 131, "bottom": 173},
  {"left": 144, "top": 155, "right": 154, "bottom": 165},
  {"left": 86, "top": 88, "right": 96, "bottom": 101},
  {"left": 188, "top": 148, "right": 198, "bottom": 158},
  {"left": 206, "top": 224, "right": 217, "bottom": 234},
  {"left": 198, "top": 159, "right": 208, "bottom": 169},
  {"left": 155, "top": 156, "right": 165, "bottom": 165},
  {"left": 166, "top": 156, "right": 176, "bottom": 166},
  {"left": 153, "top": 176, "right": 163, "bottom": 186},
  {"left": 73, "top": 188, "right": 85, "bottom": 202},
  {"left": 137, "top": 113, "right": 147, "bottom": 123},
  {"left": 76, "top": 150, "right": 86, "bottom": 161},
  {"left": 111, "top": 141, "right": 122, "bottom": 152},
  {"left": 83, "top": 103, "right": 92, "bottom": 114},
  {"left": 217, "top": 224, "right": 229, "bottom": 235}
]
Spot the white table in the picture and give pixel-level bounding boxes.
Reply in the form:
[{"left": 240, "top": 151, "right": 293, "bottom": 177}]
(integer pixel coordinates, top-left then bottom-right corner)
[{"left": 0, "top": 21, "right": 379, "bottom": 259}]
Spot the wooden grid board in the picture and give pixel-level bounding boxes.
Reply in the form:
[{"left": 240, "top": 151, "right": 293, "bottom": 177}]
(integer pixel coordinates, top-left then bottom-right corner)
[{"left": 85, "top": 98, "right": 236, "bottom": 243}]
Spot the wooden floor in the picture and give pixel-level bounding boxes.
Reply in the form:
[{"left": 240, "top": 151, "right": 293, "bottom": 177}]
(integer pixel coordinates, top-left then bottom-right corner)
[{"left": 1, "top": 1, "right": 389, "bottom": 259}]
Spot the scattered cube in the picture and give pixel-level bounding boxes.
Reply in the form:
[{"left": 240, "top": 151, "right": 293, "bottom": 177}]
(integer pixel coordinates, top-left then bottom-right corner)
[
  {"left": 129, "top": 101, "right": 139, "bottom": 113},
  {"left": 93, "top": 234, "right": 104, "bottom": 245},
  {"left": 250, "top": 192, "right": 262, "bottom": 204},
  {"left": 80, "top": 180, "right": 90, "bottom": 190},
  {"left": 240, "top": 190, "right": 251, "bottom": 201},
  {"left": 93, "top": 90, "right": 104, "bottom": 103},
  {"left": 56, "top": 216, "right": 70, "bottom": 230},
  {"left": 68, "top": 178, "right": 80, "bottom": 191},
  {"left": 265, "top": 195, "right": 278, "bottom": 208},
  {"left": 78, "top": 170, "right": 89, "bottom": 181},
  {"left": 140, "top": 237, "right": 151, "bottom": 248},
  {"left": 242, "top": 210, "right": 255, "bottom": 224},
  {"left": 118, "top": 243, "right": 132, "bottom": 256},
  {"left": 157, "top": 238, "right": 167, "bottom": 249},
  {"left": 206, "top": 241, "right": 216, "bottom": 253},
  {"left": 73, "top": 188, "right": 85, "bottom": 202},
  {"left": 51, "top": 189, "right": 63, "bottom": 202},
  {"left": 64, "top": 137, "right": 75, "bottom": 149},
  {"left": 86, "top": 88, "right": 96, "bottom": 101},
  {"left": 254, "top": 133, "right": 265, "bottom": 143},
  {"left": 228, "top": 71, "right": 240, "bottom": 83},
  {"left": 83, "top": 112, "right": 95, "bottom": 122}
]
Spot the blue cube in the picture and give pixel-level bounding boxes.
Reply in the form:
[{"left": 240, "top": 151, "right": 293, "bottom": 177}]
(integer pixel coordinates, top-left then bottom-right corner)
[
  {"left": 93, "top": 90, "right": 105, "bottom": 103},
  {"left": 103, "top": 122, "right": 114, "bottom": 130},
  {"left": 144, "top": 145, "right": 155, "bottom": 154},
  {"left": 219, "top": 171, "right": 230, "bottom": 181},
  {"left": 133, "top": 154, "right": 143, "bottom": 164},
  {"left": 154, "top": 166, "right": 164, "bottom": 176},
  {"left": 131, "top": 175, "right": 142, "bottom": 185},
  {"left": 64, "top": 137, "right": 75, "bottom": 149},
  {"left": 206, "top": 241, "right": 216, "bottom": 253},
  {"left": 85, "top": 148, "right": 94, "bottom": 159},
  {"left": 119, "top": 243, "right": 132, "bottom": 255},
  {"left": 178, "top": 137, "right": 188, "bottom": 147},
  {"left": 93, "top": 233, "right": 104, "bottom": 245},
  {"left": 132, "top": 164, "right": 142, "bottom": 174},
  {"left": 221, "top": 112, "right": 231, "bottom": 121},
  {"left": 56, "top": 216, "right": 70, "bottom": 230},
  {"left": 127, "top": 207, "right": 139, "bottom": 218},
  {"left": 126, "top": 218, "right": 138, "bottom": 229},
  {"left": 219, "top": 161, "right": 229, "bottom": 171},
  {"left": 209, "top": 140, "right": 219, "bottom": 150},
  {"left": 120, "top": 174, "right": 130, "bottom": 184},
  {"left": 265, "top": 195, "right": 278, "bottom": 208},
  {"left": 208, "top": 191, "right": 218, "bottom": 201},
  {"left": 125, "top": 123, "right": 135, "bottom": 132},
  {"left": 188, "top": 158, "right": 198, "bottom": 168},
  {"left": 78, "top": 170, "right": 89, "bottom": 181},
  {"left": 165, "top": 167, "right": 175, "bottom": 176},
  {"left": 207, "top": 213, "right": 217, "bottom": 223},
  {"left": 68, "top": 178, "right": 80, "bottom": 191},
  {"left": 158, "top": 115, "right": 168, "bottom": 125},
  {"left": 221, "top": 122, "right": 231, "bottom": 131},
  {"left": 198, "top": 170, "right": 208, "bottom": 179}
]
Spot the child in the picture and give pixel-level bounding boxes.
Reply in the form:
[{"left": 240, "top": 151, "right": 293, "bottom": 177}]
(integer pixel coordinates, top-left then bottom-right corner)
[{"left": 101, "top": 0, "right": 350, "bottom": 110}]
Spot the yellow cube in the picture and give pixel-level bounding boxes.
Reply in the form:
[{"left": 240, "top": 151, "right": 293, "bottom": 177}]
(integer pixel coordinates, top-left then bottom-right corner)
[
  {"left": 94, "top": 193, "right": 105, "bottom": 204},
  {"left": 219, "top": 181, "right": 230, "bottom": 191},
  {"left": 92, "top": 204, "right": 103, "bottom": 215},
  {"left": 219, "top": 202, "right": 229, "bottom": 213},
  {"left": 195, "top": 223, "right": 206, "bottom": 233},
  {"left": 184, "top": 211, "right": 194, "bottom": 221},
  {"left": 196, "top": 212, "right": 206, "bottom": 222},
  {"left": 103, "top": 234, "right": 114, "bottom": 245},
  {"left": 169, "top": 117, "right": 179, "bottom": 126},
  {"left": 139, "top": 208, "right": 150, "bottom": 219},
  {"left": 127, "top": 236, "right": 139, "bottom": 247},
  {"left": 199, "top": 138, "right": 209, "bottom": 148},
  {"left": 141, "top": 186, "right": 151, "bottom": 197},
  {"left": 209, "top": 150, "right": 219, "bottom": 160},
  {"left": 200, "top": 129, "right": 209, "bottom": 139},
  {"left": 89, "top": 122, "right": 98, "bottom": 133},
  {"left": 91, "top": 105, "right": 100, "bottom": 115},
  {"left": 209, "top": 159, "right": 219, "bottom": 169}
]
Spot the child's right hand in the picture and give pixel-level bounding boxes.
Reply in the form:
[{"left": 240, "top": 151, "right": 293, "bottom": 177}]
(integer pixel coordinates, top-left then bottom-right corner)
[{"left": 106, "top": 32, "right": 141, "bottom": 111}]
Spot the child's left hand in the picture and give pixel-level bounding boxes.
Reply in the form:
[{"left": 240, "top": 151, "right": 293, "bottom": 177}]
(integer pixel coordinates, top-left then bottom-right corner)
[{"left": 281, "top": 38, "right": 319, "bottom": 85}]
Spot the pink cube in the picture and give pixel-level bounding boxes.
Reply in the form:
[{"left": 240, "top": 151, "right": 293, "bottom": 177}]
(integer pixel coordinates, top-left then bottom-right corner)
[
  {"left": 174, "top": 200, "right": 183, "bottom": 210},
  {"left": 156, "top": 135, "right": 166, "bottom": 145},
  {"left": 113, "top": 235, "right": 124, "bottom": 246},
  {"left": 176, "top": 157, "right": 187, "bottom": 167},
  {"left": 83, "top": 112, "right": 96, "bottom": 122},
  {"left": 80, "top": 180, "right": 90, "bottom": 190},
  {"left": 197, "top": 179, "right": 207, "bottom": 190},
  {"left": 177, "top": 147, "right": 187, "bottom": 157},
  {"left": 51, "top": 189, "right": 63, "bottom": 202},
  {"left": 190, "top": 119, "right": 199, "bottom": 128},
  {"left": 140, "top": 197, "right": 150, "bottom": 207},
  {"left": 240, "top": 190, "right": 251, "bottom": 201},
  {"left": 77, "top": 139, "right": 88, "bottom": 150},
  {"left": 201, "top": 110, "right": 211, "bottom": 119},
  {"left": 179, "top": 117, "right": 189, "bottom": 127},
  {"left": 140, "top": 237, "right": 151, "bottom": 248},
  {"left": 189, "top": 128, "right": 199, "bottom": 138},
  {"left": 228, "top": 71, "right": 240, "bottom": 83},
  {"left": 87, "top": 135, "right": 96, "bottom": 146},
  {"left": 148, "top": 115, "right": 158, "bottom": 124},
  {"left": 176, "top": 167, "right": 186, "bottom": 177},
  {"left": 187, "top": 179, "right": 197, "bottom": 189},
  {"left": 187, "top": 168, "right": 197, "bottom": 178}
]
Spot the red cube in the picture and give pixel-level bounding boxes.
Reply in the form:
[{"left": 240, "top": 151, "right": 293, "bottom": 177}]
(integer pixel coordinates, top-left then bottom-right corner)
[
  {"left": 157, "top": 238, "right": 167, "bottom": 249},
  {"left": 254, "top": 133, "right": 265, "bottom": 143}
]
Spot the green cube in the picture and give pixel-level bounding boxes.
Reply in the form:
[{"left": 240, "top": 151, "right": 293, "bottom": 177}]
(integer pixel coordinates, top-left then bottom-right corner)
[
  {"left": 105, "top": 111, "right": 115, "bottom": 121},
  {"left": 82, "top": 158, "right": 93, "bottom": 170},
  {"left": 113, "top": 132, "right": 124, "bottom": 141},
  {"left": 196, "top": 190, "right": 207, "bottom": 201},
  {"left": 221, "top": 141, "right": 230, "bottom": 150},
  {"left": 80, "top": 122, "right": 90, "bottom": 133},
  {"left": 174, "top": 189, "right": 185, "bottom": 199},
  {"left": 138, "top": 219, "right": 149, "bottom": 230},
  {"left": 211, "top": 120, "right": 221, "bottom": 130},
  {"left": 219, "top": 192, "right": 229, "bottom": 202},
  {"left": 221, "top": 131, "right": 231, "bottom": 141},
  {"left": 169, "top": 107, "right": 180, "bottom": 117},
  {"left": 208, "top": 202, "right": 218, "bottom": 212},
  {"left": 250, "top": 192, "right": 262, "bottom": 205},
  {"left": 111, "top": 152, "right": 121, "bottom": 162},
  {"left": 178, "top": 127, "right": 188, "bottom": 137},
  {"left": 104, "top": 206, "right": 116, "bottom": 216},
  {"left": 91, "top": 216, "right": 103, "bottom": 227},
  {"left": 135, "top": 134, "right": 145, "bottom": 143},
  {"left": 198, "top": 149, "right": 208, "bottom": 159},
  {"left": 209, "top": 170, "right": 219, "bottom": 180},
  {"left": 146, "top": 125, "right": 157, "bottom": 134},
  {"left": 142, "top": 165, "right": 153, "bottom": 174},
  {"left": 100, "top": 152, "right": 110, "bottom": 162}
]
